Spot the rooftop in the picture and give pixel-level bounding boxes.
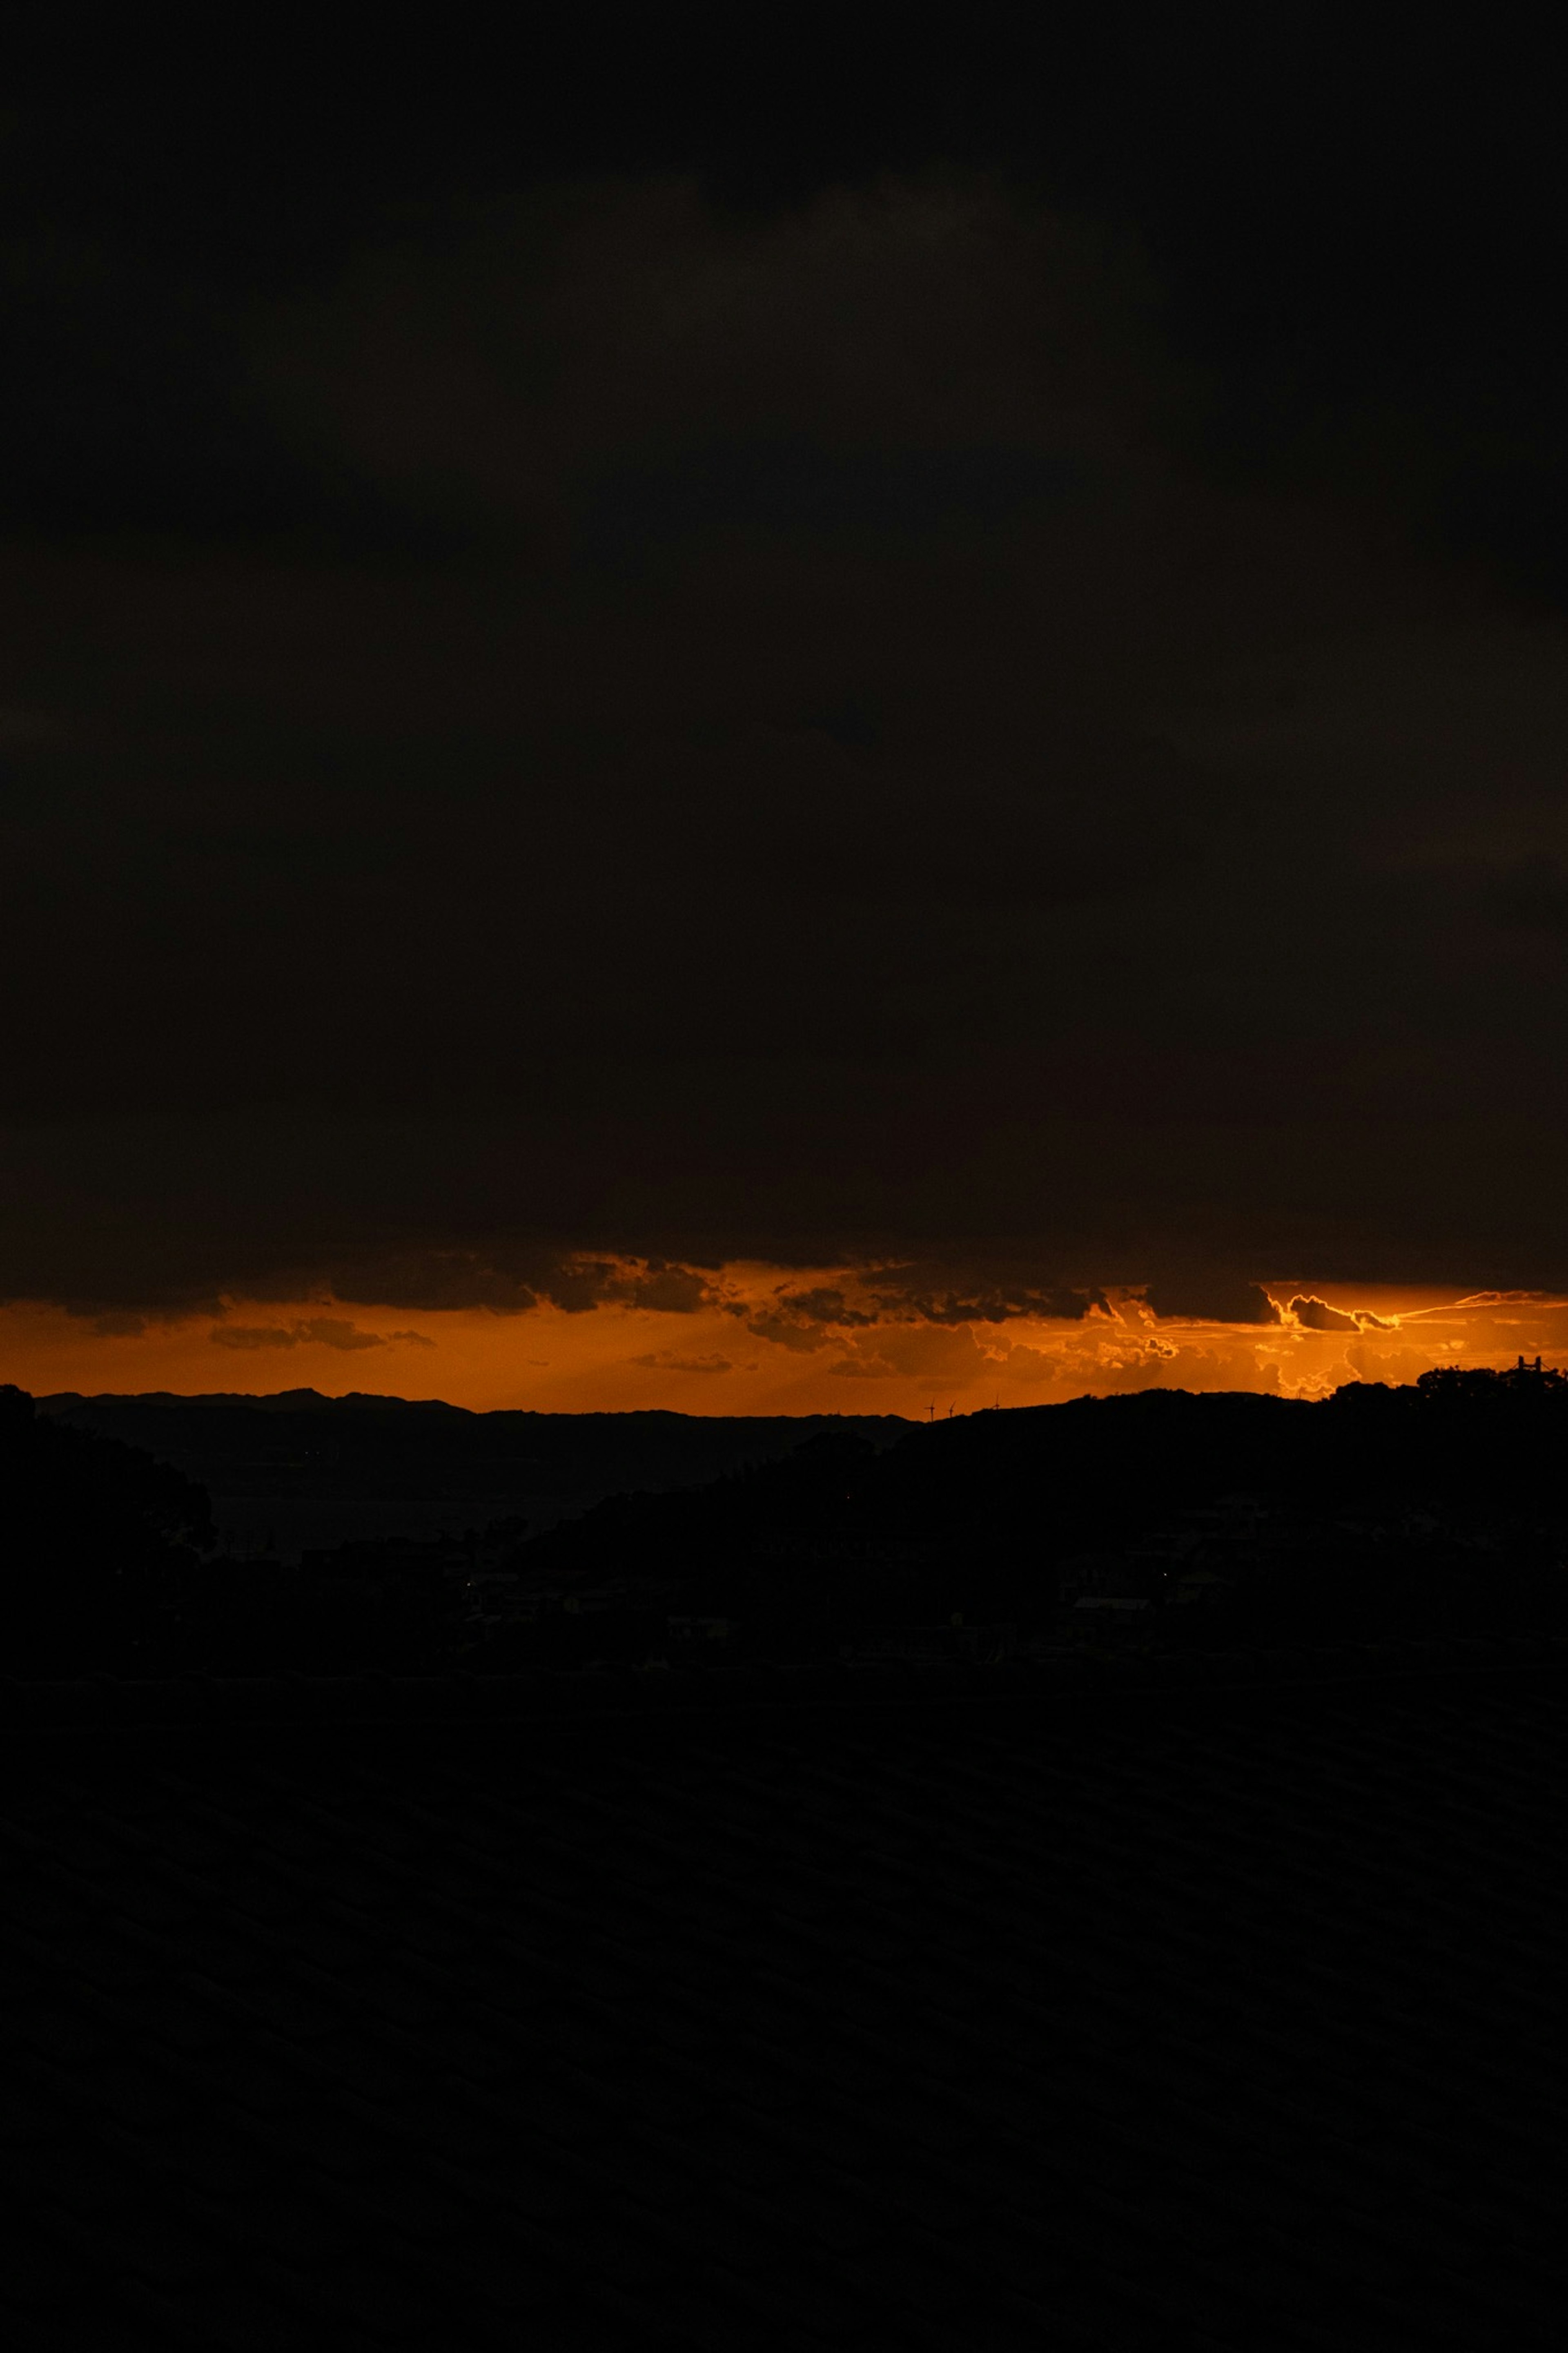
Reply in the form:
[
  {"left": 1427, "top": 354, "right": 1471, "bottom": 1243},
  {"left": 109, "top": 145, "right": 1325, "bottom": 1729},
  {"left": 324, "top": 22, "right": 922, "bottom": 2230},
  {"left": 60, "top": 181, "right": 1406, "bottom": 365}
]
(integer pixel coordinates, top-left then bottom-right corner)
[{"left": 2, "top": 1639, "right": 1565, "bottom": 2348}]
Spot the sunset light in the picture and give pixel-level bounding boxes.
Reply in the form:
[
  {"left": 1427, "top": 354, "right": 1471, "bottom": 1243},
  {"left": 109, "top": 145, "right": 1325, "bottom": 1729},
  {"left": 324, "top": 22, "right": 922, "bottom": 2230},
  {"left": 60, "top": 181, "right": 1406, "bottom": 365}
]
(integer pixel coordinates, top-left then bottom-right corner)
[{"left": 7, "top": 1271, "right": 1564, "bottom": 1416}]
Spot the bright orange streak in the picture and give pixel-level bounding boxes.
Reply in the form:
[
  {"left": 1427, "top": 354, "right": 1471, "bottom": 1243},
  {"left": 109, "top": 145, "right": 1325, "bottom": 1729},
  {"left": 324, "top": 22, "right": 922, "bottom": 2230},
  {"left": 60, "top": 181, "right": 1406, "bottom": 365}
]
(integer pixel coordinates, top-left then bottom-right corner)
[{"left": 2, "top": 1276, "right": 1566, "bottom": 1415}]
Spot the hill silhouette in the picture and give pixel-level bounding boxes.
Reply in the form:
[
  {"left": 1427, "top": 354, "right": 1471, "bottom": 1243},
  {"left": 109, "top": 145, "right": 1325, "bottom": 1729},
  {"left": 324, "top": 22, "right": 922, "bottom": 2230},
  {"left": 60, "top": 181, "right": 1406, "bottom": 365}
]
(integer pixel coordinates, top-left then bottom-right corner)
[
  {"left": 6, "top": 1368, "right": 1567, "bottom": 1675},
  {"left": 34, "top": 1392, "right": 910, "bottom": 1559},
  {"left": 0, "top": 1384, "right": 214, "bottom": 1672},
  {"left": 494, "top": 1366, "right": 1568, "bottom": 1662}
]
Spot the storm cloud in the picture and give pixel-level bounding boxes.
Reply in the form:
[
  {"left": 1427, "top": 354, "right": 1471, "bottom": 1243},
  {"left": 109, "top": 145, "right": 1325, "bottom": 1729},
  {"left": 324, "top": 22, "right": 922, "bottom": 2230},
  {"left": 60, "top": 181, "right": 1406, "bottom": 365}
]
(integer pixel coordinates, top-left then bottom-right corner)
[{"left": 4, "top": 36, "right": 1568, "bottom": 1333}]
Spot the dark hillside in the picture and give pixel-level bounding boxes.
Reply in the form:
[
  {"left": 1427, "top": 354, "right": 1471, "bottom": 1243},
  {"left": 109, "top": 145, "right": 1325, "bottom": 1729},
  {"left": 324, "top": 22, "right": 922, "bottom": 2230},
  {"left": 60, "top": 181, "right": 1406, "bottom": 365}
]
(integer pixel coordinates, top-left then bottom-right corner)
[
  {"left": 34, "top": 1392, "right": 909, "bottom": 1559},
  {"left": 0, "top": 1384, "right": 213, "bottom": 1672},
  {"left": 512, "top": 1389, "right": 1310, "bottom": 1609},
  {"left": 508, "top": 1368, "right": 1568, "bottom": 1658}
]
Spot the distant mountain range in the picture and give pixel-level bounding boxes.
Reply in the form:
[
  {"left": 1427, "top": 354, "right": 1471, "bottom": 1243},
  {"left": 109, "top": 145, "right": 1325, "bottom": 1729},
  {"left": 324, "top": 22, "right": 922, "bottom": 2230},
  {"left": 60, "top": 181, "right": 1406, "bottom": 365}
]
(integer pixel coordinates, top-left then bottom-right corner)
[{"left": 33, "top": 1392, "right": 911, "bottom": 1559}]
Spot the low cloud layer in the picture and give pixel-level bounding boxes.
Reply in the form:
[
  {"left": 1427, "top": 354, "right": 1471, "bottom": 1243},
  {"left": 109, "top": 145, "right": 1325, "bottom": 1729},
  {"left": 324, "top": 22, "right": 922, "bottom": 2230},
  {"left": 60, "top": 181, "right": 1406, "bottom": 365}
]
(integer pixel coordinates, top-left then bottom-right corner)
[
  {"left": 209, "top": 1318, "right": 433, "bottom": 1353},
  {"left": 629, "top": 1351, "right": 736, "bottom": 1376},
  {"left": 1283, "top": 1294, "right": 1397, "bottom": 1335}
]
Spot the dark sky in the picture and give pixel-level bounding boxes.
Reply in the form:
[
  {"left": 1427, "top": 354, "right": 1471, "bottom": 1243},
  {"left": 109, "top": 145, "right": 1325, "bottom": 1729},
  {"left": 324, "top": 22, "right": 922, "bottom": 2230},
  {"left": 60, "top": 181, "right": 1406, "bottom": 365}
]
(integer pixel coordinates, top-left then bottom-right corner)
[{"left": 6, "top": 19, "right": 1568, "bottom": 1337}]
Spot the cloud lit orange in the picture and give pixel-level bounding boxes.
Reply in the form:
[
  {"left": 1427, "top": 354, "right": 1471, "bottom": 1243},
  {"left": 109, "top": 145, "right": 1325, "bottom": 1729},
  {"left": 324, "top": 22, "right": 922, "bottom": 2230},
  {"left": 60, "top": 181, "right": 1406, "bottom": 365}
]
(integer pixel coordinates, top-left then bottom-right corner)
[{"left": 3, "top": 1267, "right": 1567, "bottom": 1417}]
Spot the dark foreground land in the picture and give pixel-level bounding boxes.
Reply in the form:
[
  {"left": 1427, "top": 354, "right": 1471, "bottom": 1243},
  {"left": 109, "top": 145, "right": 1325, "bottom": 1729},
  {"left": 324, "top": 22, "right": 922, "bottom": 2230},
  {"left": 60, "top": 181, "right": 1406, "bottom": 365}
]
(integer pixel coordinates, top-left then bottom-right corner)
[
  {"left": 3, "top": 1374, "right": 1568, "bottom": 2344},
  {"left": 2, "top": 1646, "right": 1564, "bottom": 2349}
]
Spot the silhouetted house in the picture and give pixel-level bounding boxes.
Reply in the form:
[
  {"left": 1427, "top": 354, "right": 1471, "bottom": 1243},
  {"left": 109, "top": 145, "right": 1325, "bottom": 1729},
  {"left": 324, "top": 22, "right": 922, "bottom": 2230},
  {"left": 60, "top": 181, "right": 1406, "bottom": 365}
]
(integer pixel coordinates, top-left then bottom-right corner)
[
  {"left": 560, "top": 1584, "right": 629, "bottom": 1616},
  {"left": 460, "top": 1564, "right": 522, "bottom": 1627},
  {"left": 1063, "top": 1555, "right": 1155, "bottom": 1610},
  {"left": 1161, "top": 1490, "right": 1271, "bottom": 1566},
  {"left": 1169, "top": 1562, "right": 1233, "bottom": 1605},
  {"left": 666, "top": 1614, "right": 737, "bottom": 1650},
  {"left": 1327, "top": 1508, "right": 1394, "bottom": 1548},
  {"left": 1122, "top": 1492, "right": 1284, "bottom": 1603}
]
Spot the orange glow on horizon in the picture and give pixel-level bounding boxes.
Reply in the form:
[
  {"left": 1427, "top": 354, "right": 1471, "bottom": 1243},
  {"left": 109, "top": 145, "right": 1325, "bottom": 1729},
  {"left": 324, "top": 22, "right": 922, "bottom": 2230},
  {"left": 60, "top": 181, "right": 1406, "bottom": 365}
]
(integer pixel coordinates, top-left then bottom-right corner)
[{"left": 3, "top": 1269, "right": 1568, "bottom": 1416}]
